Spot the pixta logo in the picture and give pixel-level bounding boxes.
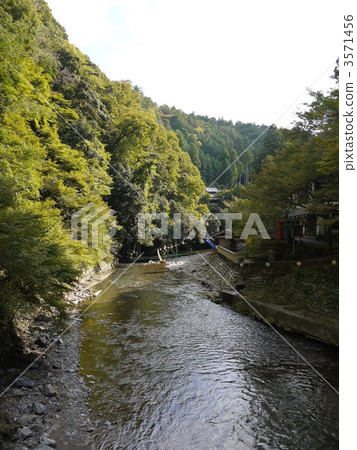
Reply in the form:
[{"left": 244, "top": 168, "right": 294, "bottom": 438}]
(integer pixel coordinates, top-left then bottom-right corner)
[
  {"left": 137, "top": 212, "right": 270, "bottom": 240},
  {"left": 71, "top": 203, "right": 116, "bottom": 248}
]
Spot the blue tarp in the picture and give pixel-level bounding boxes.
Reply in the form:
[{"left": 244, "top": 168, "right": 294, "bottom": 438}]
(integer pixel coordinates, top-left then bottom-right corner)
[{"left": 205, "top": 238, "right": 216, "bottom": 249}]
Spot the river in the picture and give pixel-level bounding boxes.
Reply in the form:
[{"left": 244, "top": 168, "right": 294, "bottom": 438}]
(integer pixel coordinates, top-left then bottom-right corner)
[{"left": 79, "top": 255, "right": 338, "bottom": 449}]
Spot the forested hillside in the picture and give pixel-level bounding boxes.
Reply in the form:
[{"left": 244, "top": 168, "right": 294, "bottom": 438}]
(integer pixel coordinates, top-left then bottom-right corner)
[
  {"left": 0, "top": 0, "right": 210, "bottom": 354},
  {"left": 158, "top": 105, "right": 267, "bottom": 187}
]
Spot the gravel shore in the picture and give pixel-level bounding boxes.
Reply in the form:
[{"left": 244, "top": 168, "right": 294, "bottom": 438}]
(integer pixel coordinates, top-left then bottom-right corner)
[{"left": 0, "top": 267, "right": 114, "bottom": 450}]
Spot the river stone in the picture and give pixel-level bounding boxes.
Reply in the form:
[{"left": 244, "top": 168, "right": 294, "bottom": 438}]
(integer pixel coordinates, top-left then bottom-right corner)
[
  {"left": 12, "top": 388, "right": 25, "bottom": 397},
  {"left": 36, "top": 335, "right": 49, "bottom": 348},
  {"left": 14, "top": 377, "right": 35, "bottom": 388},
  {"left": 29, "top": 361, "right": 41, "bottom": 369},
  {"left": 19, "top": 404, "right": 29, "bottom": 414},
  {"left": 33, "top": 421, "right": 45, "bottom": 432},
  {"left": 43, "top": 383, "right": 57, "bottom": 397},
  {"left": 37, "top": 446, "right": 55, "bottom": 450},
  {"left": 33, "top": 401, "right": 47, "bottom": 415},
  {"left": 40, "top": 435, "right": 57, "bottom": 447},
  {"left": 19, "top": 414, "right": 37, "bottom": 425},
  {"left": 17, "top": 426, "right": 32, "bottom": 440},
  {"left": 35, "top": 314, "right": 52, "bottom": 322}
]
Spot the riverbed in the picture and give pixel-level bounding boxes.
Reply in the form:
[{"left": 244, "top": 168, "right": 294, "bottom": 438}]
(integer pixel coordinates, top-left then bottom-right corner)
[{"left": 80, "top": 255, "right": 338, "bottom": 449}]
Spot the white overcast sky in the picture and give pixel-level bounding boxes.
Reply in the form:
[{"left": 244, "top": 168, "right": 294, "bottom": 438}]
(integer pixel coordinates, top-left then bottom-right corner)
[{"left": 46, "top": 0, "right": 341, "bottom": 128}]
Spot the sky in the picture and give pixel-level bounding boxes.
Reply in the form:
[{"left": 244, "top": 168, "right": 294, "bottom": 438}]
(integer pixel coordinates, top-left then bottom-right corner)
[{"left": 46, "top": 0, "right": 340, "bottom": 128}]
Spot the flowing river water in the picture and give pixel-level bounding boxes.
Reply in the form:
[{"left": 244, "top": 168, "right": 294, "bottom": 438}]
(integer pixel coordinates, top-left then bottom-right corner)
[{"left": 79, "top": 255, "right": 338, "bottom": 449}]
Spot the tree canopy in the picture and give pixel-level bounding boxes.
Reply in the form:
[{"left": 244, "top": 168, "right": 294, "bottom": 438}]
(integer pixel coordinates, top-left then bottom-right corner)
[
  {"left": 158, "top": 106, "right": 265, "bottom": 188},
  {"left": 229, "top": 70, "right": 339, "bottom": 244},
  {"left": 0, "top": 0, "right": 210, "bottom": 353}
]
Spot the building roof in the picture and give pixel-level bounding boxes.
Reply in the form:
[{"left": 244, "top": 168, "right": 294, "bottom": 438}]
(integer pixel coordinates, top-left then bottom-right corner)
[
  {"left": 288, "top": 206, "right": 309, "bottom": 218},
  {"left": 206, "top": 187, "right": 220, "bottom": 193}
]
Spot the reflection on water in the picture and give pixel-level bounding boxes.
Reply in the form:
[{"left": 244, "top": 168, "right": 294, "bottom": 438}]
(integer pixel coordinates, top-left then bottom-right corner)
[{"left": 80, "top": 256, "right": 338, "bottom": 449}]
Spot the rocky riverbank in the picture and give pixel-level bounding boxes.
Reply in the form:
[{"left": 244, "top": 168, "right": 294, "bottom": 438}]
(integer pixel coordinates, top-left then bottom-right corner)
[
  {"left": 170, "top": 252, "right": 240, "bottom": 298},
  {"left": 0, "top": 266, "right": 114, "bottom": 450},
  {"left": 174, "top": 252, "right": 338, "bottom": 346}
]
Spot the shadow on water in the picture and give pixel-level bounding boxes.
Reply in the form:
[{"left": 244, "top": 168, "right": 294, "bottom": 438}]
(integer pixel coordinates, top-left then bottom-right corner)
[{"left": 79, "top": 257, "right": 338, "bottom": 450}]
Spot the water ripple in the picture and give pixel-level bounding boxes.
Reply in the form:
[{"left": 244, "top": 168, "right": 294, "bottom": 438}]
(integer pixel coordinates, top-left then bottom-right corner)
[{"left": 80, "top": 258, "right": 338, "bottom": 449}]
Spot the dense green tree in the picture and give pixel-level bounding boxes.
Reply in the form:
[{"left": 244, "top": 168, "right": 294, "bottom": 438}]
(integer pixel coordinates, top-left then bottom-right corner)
[
  {"left": 252, "top": 124, "right": 284, "bottom": 173},
  {"left": 159, "top": 106, "right": 267, "bottom": 187},
  {"left": 296, "top": 77, "right": 339, "bottom": 247},
  {"left": 229, "top": 74, "right": 338, "bottom": 249},
  {"left": 188, "top": 143, "right": 201, "bottom": 168},
  {"left": 0, "top": 0, "right": 210, "bottom": 358}
]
